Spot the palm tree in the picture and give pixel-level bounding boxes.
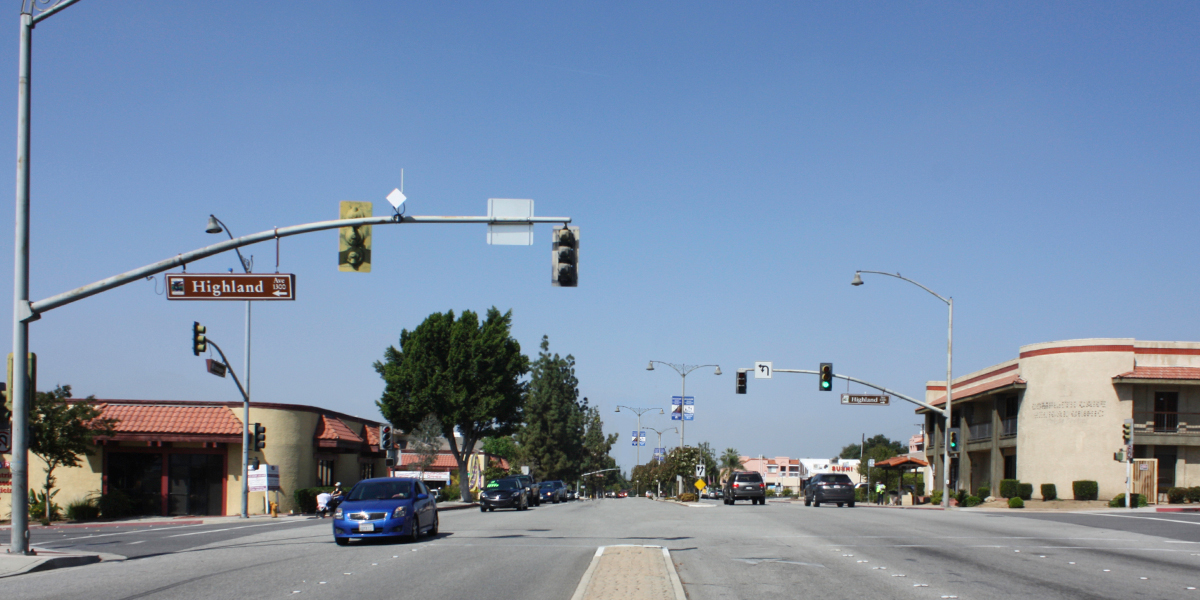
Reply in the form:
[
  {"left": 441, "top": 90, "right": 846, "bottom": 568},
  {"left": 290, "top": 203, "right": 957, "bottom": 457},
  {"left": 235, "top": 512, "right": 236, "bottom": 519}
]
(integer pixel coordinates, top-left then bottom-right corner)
[{"left": 718, "top": 447, "right": 745, "bottom": 483}]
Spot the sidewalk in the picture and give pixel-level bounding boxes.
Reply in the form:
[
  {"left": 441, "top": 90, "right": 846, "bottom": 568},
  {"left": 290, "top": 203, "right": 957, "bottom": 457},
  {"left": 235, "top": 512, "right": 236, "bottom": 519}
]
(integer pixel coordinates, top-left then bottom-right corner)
[{"left": 0, "top": 546, "right": 122, "bottom": 578}]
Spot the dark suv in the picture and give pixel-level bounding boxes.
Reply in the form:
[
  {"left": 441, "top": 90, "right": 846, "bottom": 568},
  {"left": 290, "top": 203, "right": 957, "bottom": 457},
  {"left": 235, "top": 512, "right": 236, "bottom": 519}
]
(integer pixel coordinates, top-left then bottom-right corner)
[
  {"left": 804, "top": 473, "right": 855, "bottom": 507},
  {"left": 724, "top": 471, "right": 766, "bottom": 505}
]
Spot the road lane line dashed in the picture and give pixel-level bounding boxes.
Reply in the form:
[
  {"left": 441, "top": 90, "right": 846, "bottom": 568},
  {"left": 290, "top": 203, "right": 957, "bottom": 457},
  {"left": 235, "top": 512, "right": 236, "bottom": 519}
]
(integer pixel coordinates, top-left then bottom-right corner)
[{"left": 166, "top": 521, "right": 298, "bottom": 538}]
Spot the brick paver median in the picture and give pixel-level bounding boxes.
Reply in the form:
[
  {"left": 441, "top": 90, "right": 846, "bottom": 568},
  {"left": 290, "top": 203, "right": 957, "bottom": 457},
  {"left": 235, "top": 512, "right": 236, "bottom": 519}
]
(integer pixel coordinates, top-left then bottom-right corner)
[{"left": 577, "top": 546, "right": 679, "bottom": 600}]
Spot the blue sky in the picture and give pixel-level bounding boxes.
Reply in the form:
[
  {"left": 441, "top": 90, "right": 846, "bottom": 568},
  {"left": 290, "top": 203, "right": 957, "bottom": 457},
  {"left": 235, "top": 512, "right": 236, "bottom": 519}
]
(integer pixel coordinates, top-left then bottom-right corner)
[{"left": 3, "top": 2, "right": 1198, "bottom": 473}]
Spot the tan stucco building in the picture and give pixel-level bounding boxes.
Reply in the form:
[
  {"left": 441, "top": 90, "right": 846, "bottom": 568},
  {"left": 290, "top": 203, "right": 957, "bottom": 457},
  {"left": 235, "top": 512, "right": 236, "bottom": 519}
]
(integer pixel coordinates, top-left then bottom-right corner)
[
  {"left": 0, "top": 399, "right": 387, "bottom": 517},
  {"left": 919, "top": 338, "right": 1200, "bottom": 501}
]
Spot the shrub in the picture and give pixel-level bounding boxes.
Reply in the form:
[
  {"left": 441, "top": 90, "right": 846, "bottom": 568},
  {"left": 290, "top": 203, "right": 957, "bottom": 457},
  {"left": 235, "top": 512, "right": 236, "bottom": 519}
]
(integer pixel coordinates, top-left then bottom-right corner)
[
  {"left": 1041, "top": 483, "right": 1057, "bottom": 501},
  {"left": 1008, "top": 497, "right": 1024, "bottom": 509},
  {"left": 977, "top": 486, "right": 991, "bottom": 499},
  {"left": 930, "top": 490, "right": 943, "bottom": 506},
  {"left": 66, "top": 497, "right": 100, "bottom": 521},
  {"left": 999, "top": 479, "right": 1020, "bottom": 498},
  {"left": 28, "top": 489, "right": 62, "bottom": 522},
  {"left": 1018, "top": 483, "right": 1033, "bottom": 500},
  {"left": 1188, "top": 487, "right": 1200, "bottom": 503},
  {"left": 678, "top": 493, "right": 698, "bottom": 503},
  {"left": 1167, "top": 487, "right": 1187, "bottom": 504},
  {"left": 1072, "top": 480, "right": 1099, "bottom": 501},
  {"left": 1109, "top": 493, "right": 1148, "bottom": 508},
  {"left": 964, "top": 495, "right": 982, "bottom": 507},
  {"left": 96, "top": 489, "right": 133, "bottom": 519},
  {"left": 765, "top": 488, "right": 777, "bottom": 498},
  {"left": 293, "top": 487, "right": 335, "bottom": 514},
  {"left": 956, "top": 490, "right": 969, "bottom": 506}
]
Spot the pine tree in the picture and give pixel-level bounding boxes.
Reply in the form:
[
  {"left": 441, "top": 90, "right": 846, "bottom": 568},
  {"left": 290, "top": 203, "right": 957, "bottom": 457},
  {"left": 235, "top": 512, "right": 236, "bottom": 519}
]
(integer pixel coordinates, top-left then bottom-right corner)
[{"left": 517, "top": 336, "right": 587, "bottom": 482}]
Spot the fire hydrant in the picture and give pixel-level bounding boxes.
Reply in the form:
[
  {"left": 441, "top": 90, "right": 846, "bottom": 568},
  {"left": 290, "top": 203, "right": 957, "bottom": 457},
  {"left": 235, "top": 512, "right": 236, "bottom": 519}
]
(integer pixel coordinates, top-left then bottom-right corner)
[{"left": 270, "top": 502, "right": 279, "bottom": 518}]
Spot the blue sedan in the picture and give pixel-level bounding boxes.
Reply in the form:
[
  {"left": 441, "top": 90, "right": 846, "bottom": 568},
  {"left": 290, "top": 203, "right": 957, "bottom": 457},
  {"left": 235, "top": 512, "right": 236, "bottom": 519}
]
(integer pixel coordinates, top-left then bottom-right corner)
[{"left": 333, "top": 477, "right": 438, "bottom": 545}]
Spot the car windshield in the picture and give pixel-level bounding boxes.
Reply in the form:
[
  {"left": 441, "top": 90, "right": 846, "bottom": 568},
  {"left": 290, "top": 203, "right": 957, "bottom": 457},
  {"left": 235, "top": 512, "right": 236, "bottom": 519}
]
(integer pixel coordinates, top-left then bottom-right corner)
[
  {"left": 487, "top": 479, "right": 520, "bottom": 491},
  {"left": 347, "top": 480, "right": 412, "bottom": 501}
]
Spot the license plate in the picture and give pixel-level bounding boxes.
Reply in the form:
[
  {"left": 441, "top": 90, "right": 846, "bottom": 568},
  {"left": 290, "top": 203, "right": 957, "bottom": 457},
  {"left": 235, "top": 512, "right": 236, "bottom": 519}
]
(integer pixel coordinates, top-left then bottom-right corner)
[{"left": 359, "top": 523, "right": 375, "bottom": 532}]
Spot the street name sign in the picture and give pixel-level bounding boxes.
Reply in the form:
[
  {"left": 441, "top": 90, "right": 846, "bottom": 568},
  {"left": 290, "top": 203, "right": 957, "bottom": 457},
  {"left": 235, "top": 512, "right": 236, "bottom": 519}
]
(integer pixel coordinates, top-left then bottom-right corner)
[
  {"left": 166, "top": 273, "right": 296, "bottom": 301},
  {"left": 206, "top": 359, "right": 227, "bottom": 378},
  {"left": 754, "top": 361, "right": 772, "bottom": 379},
  {"left": 840, "top": 393, "right": 890, "bottom": 406}
]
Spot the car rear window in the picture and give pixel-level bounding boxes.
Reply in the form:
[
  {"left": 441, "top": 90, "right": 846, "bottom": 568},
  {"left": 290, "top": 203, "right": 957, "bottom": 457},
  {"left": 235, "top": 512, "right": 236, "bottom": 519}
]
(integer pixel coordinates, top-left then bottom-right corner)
[
  {"left": 823, "top": 474, "right": 853, "bottom": 484},
  {"left": 735, "top": 473, "right": 763, "bottom": 482}
]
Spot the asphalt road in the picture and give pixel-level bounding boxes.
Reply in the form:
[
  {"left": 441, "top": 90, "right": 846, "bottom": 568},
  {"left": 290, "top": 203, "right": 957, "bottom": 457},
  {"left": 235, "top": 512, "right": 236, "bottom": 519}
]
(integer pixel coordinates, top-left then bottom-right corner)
[
  {"left": 23, "top": 517, "right": 319, "bottom": 559},
  {"left": 6, "top": 499, "right": 1199, "bottom": 599}
]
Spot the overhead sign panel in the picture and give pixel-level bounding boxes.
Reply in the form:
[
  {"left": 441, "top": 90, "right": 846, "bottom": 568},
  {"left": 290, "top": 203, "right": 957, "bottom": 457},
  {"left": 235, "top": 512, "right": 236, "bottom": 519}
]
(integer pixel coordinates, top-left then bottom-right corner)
[
  {"left": 487, "top": 198, "right": 534, "bottom": 245},
  {"left": 167, "top": 273, "right": 296, "bottom": 301},
  {"left": 754, "top": 362, "right": 772, "bottom": 379},
  {"left": 840, "top": 394, "right": 890, "bottom": 406}
]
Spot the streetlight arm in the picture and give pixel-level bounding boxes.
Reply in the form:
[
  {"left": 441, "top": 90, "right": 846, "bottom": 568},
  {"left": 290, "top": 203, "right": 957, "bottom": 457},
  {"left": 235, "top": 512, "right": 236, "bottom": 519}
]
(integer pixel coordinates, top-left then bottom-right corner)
[
  {"left": 209, "top": 215, "right": 252, "bottom": 274},
  {"left": 648, "top": 360, "right": 720, "bottom": 377},
  {"left": 28, "top": 0, "right": 83, "bottom": 23},
  {"left": 855, "top": 270, "right": 950, "bottom": 305}
]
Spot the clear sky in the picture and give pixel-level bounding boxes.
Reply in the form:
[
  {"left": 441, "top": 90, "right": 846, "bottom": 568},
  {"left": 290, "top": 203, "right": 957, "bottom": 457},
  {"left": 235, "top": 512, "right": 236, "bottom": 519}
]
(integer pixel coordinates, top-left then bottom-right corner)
[{"left": 2, "top": 2, "right": 1198, "bottom": 474}]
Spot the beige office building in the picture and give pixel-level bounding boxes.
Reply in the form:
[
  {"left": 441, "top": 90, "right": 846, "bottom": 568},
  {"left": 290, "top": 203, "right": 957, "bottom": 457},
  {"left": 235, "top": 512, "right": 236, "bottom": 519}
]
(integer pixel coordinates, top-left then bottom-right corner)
[{"left": 918, "top": 338, "right": 1200, "bottom": 501}]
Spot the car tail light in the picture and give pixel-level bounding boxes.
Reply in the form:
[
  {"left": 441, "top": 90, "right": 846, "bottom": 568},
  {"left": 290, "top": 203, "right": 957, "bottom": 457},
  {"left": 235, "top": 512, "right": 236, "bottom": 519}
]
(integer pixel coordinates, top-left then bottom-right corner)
[{"left": 733, "top": 483, "right": 740, "bottom": 488}]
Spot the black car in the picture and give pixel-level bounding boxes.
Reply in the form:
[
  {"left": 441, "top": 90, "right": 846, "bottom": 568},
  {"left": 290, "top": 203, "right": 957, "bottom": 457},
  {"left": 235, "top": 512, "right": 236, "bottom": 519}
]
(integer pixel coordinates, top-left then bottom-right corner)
[
  {"left": 724, "top": 471, "right": 766, "bottom": 505},
  {"left": 479, "top": 478, "right": 528, "bottom": 512},
  {"left": 511, "top": 474, "right": 542, "bottom": 506},
  {"left": 539, "top": 480, "right": 567, "bottom": 504},
  {"left": 805, "top": 473, "right": 856, "bottom": 507}
]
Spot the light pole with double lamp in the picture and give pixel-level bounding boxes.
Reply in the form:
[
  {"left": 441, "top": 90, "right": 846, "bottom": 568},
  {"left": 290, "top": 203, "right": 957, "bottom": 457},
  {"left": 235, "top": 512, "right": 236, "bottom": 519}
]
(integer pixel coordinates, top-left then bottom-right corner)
[
  {"left": 852, "top": 270, "right": 954, "bottom": 509},
  {"left": 643, "top": 426, "right": 677, "bottom": 459},
  {"left": 614, "top": 405, "right": 663, "bottom": 469},
  {"left": 646, "top": 361, "right": 721, "bottom": 448}
]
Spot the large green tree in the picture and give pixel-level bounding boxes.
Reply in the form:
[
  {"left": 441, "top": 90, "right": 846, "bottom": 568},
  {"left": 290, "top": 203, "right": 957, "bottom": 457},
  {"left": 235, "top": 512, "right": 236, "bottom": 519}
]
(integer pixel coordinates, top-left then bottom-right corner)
[
  {"left": 580, "top": 405, "right": 618, "bottom": 496},
  {"left": 29, "top": 385, "right": 115, "bottom": 525},
  {"left": 839, "top": 434, "right": 906, "bottom": 460},
  {"left": 718, "top": 447, "right": 745, "bottom": 483},
  {"left": 516, "top": 336, "right": 587, "bottom": 482},
  {"left": 375, "top": 308, "right": 529, "bottom": 500}
]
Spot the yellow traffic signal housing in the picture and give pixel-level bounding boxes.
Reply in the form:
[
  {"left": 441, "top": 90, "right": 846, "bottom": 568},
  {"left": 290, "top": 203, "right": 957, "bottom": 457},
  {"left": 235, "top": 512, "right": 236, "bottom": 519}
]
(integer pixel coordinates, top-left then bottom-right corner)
[
  {"left": 192, "top": 322, "right": 207, "bottom": 356},
  {"left": 338, "top": 201, "right": 372, "bottom": 272}
]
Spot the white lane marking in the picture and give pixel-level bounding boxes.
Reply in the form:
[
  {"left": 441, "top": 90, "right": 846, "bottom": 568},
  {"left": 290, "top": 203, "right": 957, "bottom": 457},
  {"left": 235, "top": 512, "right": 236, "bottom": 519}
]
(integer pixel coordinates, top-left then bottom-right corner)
[
  {"left": 1087, "top": 514, "right": 1200, "bottom": 526},
  {"left": 128, "top": 541, "right": 145, "bottom": 545},
  {"left": 38, "top": 523, "right": 211, "bottom": 544},
  {"left": 165, "top": 521, "right": 296, "bottom": 538}
]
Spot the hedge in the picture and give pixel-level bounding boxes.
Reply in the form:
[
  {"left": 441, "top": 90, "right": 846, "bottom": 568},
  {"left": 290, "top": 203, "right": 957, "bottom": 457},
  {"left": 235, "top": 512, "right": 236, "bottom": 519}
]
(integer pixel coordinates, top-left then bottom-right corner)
[
  {"left": 964, "top": 495, "right": 982, "bottom": 507},
  {"left": 1008, "top": 497, "right": 1024, "bottom": 508},
  {"left": 1189, "top": 487, "right": 1200, "bottom": 503},
  {"left": 1167, "top": 487, "right": 1187, "bottom": 504},
  {"left": 977, "top": 486, "right": 991, "bottom": 499},
  {"left": 1018, "top": 483, "right": 1033, "bottom": 500},
  {"left": 1109, "top": 493, "right": 1147, "bottom": 508},
  {"left": 999, "top": 479, "right": 1020, "bottom": 498},
  {"left": 1072, "top": 480, "right": 1098, "bottom": 501},
  {"left": 1040, "top": 483, "right": 1057, "bottom": 501},
  {"left": 294, "top": 486, "right": 336, "bottom": 514},
  {"left": 678, "top": 493, "right": 697, "bottom": 503}
]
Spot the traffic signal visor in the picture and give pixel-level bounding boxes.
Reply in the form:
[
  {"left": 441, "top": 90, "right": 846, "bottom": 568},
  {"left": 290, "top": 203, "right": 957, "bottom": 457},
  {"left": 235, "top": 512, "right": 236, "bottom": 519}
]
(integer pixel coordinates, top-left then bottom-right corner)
[{"left": 192, "top": 322, "right": 207, "bottom": 356}]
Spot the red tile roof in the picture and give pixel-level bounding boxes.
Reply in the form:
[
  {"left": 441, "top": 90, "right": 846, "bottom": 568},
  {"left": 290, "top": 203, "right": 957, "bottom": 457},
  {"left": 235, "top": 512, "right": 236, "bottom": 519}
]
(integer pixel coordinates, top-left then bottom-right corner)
[
  {"left": 98, "top": 404, "right": 242, "bottom": 435},
  {"left": 874, "top": 455, "right": 929, "bottom": 468},
  {"left": 400, "top": 453, "right": 460, "bottom": 469},
  {"left": 1114, "top": 366, "right": 1200, "bottom": 380},
  {"left": 929, "top": 374, "right": 1026, "bottom": 407},
  {"left": 364, "top": 425, "right": 380, "bottom": 446},
  {"left": 314, "top": 415, "right": 363, "bottom": 442}
]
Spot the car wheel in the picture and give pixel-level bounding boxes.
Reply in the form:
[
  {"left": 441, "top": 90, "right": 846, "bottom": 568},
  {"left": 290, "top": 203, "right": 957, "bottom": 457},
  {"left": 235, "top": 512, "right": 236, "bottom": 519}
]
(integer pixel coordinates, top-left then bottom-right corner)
[
  {"left": 480, "top": 505, "right": 487, "bottom": 513},
  {"left": 814, "top": 501, "right": 821, "bottom": 507},
  {"left": 837, "top": 502, "right": 844, "bottom": 507},
  {"left": 335, "top": 537, "right": 349, "bottom": 546},
  {"left": 848, "top": 501, "right": 855, "bottom": 508},
  {"left": 804, "top": 498, "right": 811, "bottom": 506},
  {"left": 406, "top": 519, "right": 420, "bottom": 543},
  {"left": 429, "top": 513, "right": 439, "bottom": 536}
]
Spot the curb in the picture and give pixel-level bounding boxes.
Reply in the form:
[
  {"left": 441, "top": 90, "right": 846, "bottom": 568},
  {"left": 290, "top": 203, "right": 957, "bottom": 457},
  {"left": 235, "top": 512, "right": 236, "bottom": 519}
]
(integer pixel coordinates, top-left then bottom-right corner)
[
  {"left": 855, "top": 504, "right": 945, "bottom": 511},
  {"left": 1157, "top": 506, "right": 1200, "bottom": 513}
]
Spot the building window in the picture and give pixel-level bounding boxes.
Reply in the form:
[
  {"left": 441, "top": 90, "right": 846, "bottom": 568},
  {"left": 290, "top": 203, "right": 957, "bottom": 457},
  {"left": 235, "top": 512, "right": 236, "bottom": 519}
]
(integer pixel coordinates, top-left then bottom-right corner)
[
  {"left": 360, "top": 462, "right": 375, "bottom": 480},
  {"left": 317, "top": 459, "right": 335, "bottom": 487},
  {"left": 1003, "top": 454, "right": 1017, "bottom": 480},
  {"left": 965, "top": 403, "right": 992, "bottom": 441},
  {"left": 1154, "top": 391, "right": 1179, "bottom": 433},
  {"left": 1001, "top": 395, "right": 1018, "bottom": 437},
  {"left": 768, "top": 466, "right": 778, "bottom": 474}
]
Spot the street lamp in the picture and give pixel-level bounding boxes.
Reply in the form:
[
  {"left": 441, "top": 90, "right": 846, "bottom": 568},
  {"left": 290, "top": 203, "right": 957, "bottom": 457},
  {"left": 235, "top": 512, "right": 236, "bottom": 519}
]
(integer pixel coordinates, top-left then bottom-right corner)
[
  {"left": 646, "top": 361, "right": 721, "bottom": 448},
  {"left": 207, "top": 215, "right": 254, "bottom": 518},
  {"left": 614, "top": 405, "right": 663, "bottom": 469},
  {"left": 853, "top": 270, "right": 954, "bottom": 509},
  {"left": 9, "top": 0, "right": 85, "bottom": 555},
  {"left": 644, "top": 426, "right": 677, "bottom": 460}
]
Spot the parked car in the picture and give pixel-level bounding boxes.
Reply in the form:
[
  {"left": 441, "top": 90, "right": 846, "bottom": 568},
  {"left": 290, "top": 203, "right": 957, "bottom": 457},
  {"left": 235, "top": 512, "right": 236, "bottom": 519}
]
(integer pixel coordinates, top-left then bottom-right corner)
[
  {"left": 617, "top": 490, "right": 629, "bottom": 498},
  {"left": 333, "top": 477, "right": 438, "bottom": 545},
  {"left": 566, "top": 489, "right": 577, "bottom": 501},
  {"left": 539, "top": 480, "right": 567, "bottom": 503},
  {"left": 805, "top": 473, "right": 856, "bottom": 507},
  {"left": 724, "top": 471, "right": 767, "bottom": 505},
  {"left": 510, "top": 474, "right": 542, "bottom": 506},
  {"left": 479, "top": 478, "right": 528, "bottom": 512}
]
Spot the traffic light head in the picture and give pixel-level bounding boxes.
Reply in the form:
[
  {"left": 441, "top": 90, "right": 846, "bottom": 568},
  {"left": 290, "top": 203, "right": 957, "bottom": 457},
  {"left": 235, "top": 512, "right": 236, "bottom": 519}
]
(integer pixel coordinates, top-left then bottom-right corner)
[
  {"left": 736, "top": 371, "right": 747, "bottom": 395},
  {"left": 819, "top": 363, "right": 833, "bottom": 391},
  {"left": 1122, "top": 422, "right": 1132, "bottom": 443},
  {"left": 381, "top": 426, "right": 392, "bottom": 449},
  {"left": 253, "top": 422, "right": 266, "bottom": 450},
  {"left": 552, "top": 226, "right": 579, "bottom": 287},
  {"left": 338, "top": 201, "right": 373, "bottom": 272},
  {"left": 192, "top": 322, "right": 207, "bottom": 356},
  {"left": 948, "top": 428, "right": 959, "bottom": 452}
]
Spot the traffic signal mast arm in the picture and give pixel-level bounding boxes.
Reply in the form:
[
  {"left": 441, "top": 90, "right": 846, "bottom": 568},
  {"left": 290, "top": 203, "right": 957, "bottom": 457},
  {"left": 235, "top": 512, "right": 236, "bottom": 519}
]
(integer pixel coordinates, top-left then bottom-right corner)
[
  {"left": 24, "top": 213, "right": 573, "bottom": 321},
  {"left": 202, "top": 338, "right": 249, "bottom": 404},
  {"left": 758, "top": 367, "right": 947, "bottom": 416}
]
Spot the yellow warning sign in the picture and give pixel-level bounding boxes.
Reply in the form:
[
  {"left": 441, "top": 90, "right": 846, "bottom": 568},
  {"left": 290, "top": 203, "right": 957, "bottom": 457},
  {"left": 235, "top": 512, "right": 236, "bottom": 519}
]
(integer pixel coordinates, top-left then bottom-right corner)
[{"left": 694, "top": 479, "right": 707, "bottom": 491}]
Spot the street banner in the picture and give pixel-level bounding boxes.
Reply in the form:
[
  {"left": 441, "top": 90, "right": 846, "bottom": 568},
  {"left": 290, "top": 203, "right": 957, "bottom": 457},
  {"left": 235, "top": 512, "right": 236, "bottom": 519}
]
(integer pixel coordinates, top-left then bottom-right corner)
[{"left": 672, "top": 396, "right": 694, "bottom": 421}]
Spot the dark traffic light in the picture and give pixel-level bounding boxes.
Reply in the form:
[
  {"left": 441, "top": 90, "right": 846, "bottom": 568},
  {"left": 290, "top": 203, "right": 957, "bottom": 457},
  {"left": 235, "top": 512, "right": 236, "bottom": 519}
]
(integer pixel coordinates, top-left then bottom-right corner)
[
  {"left": 552, "top": 226, "right": 579, "bottom": 287},
  {"left": 819, "top": 363, "right": 833, "bottom": 391},
  {"left": 253, "top": 422, "right": 266, "bottom": 450},
  {"left": 192, "top": 322, "right": 207, "bottom": 356},
  {"left": 736, "top": 371, "right": 747, "bottom": 394}
]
